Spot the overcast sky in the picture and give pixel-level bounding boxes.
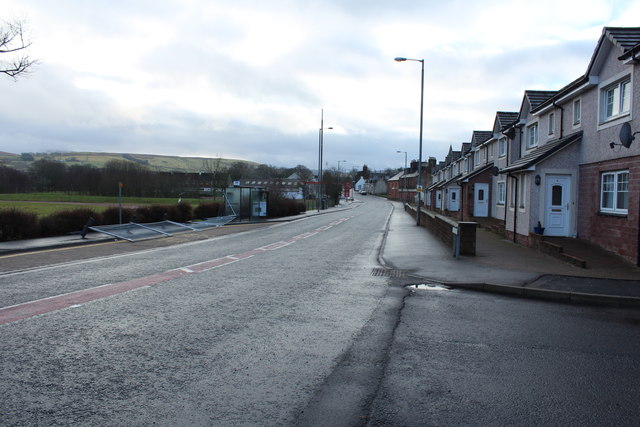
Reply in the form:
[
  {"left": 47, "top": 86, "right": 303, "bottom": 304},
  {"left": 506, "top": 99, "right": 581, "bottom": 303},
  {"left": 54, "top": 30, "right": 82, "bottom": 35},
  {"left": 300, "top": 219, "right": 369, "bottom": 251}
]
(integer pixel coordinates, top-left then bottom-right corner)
[{"left": 1, "top": 0, "right": 638, "bottom": 171}]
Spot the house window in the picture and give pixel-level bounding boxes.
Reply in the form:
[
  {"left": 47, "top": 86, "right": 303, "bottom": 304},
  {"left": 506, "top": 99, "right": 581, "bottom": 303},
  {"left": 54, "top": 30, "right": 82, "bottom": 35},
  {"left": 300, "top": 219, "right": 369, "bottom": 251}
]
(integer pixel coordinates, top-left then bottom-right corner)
[
  {"left": 600, "top": 170, "right": 629, "bottom": 214},
  {"left": 474, "top": 151, "right": 480, "bottom": 166},
  {"left": 498, "top": 137, "right": 507, "bottom": 158},
  {"left": 602, "top": 78, "right": 631, "bottom": 122},
  {"left": 509, "top": 178, "right": 516, "bottom": 207},
  {"left": 548, "top": 113, "right": 555, "bottom": 135},
  {"left": 526, "top": 123, "right": 538, "bottom": 149},
  {"left": 573, "top": 99, "right": 581, "bottom": 125},
  {"left": 519, "top": 175, "right": 526, "bottom": 209},
  {"left": 497, "top": 181, "right": 506, "bottom": 205}
]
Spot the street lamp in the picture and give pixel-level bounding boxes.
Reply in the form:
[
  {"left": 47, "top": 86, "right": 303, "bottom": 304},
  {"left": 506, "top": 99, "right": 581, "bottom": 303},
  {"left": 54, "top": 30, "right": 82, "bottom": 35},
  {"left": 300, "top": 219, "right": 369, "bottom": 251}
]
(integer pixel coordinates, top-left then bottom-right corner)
[
  {"left": 396, "top": 150, "right": 407, "bottom": 205},
  {"left": 395, "top": 56, "right": 424, "bottom": 226},
  {"left": 318, "top": 109, "right": 333, "bottom": 212},
  {"left": 337, "top": 160, "right": 347, "bottom": 172}
]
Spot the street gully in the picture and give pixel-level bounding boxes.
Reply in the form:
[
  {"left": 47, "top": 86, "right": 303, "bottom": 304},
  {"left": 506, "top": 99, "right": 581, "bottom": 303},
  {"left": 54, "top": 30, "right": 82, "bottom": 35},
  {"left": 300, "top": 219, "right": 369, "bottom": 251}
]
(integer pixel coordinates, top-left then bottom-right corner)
[{"left": 0, "top": 215, "right": 356, "bottom": 326}]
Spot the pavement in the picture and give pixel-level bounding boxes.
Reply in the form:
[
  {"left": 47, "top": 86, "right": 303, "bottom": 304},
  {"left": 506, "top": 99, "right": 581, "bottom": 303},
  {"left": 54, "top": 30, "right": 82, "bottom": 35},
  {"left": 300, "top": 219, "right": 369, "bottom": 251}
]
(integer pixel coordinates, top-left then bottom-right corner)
[
  {"left": 380, "top": 201, "right": 640, "bottom": 307},
  {"left": 1, "top": 199, "right": 639, "bottom": 307}
]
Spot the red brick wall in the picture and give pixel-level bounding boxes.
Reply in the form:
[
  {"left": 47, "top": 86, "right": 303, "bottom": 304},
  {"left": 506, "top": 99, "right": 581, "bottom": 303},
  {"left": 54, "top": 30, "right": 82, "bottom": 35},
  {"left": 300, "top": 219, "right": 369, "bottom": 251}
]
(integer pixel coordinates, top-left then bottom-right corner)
[
  {"left": 578, "top": 155, "right": 640, "bottom": 265},
  {"left": 461, "top": 172, "right": 493, "bottom": 222}
]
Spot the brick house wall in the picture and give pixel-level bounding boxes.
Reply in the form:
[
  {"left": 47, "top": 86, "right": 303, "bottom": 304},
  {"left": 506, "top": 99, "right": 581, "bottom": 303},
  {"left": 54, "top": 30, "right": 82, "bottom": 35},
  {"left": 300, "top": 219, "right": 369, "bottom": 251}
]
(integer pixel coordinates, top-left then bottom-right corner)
[{"left": 578, "top": 155, "right": 640, "bottom": 265}]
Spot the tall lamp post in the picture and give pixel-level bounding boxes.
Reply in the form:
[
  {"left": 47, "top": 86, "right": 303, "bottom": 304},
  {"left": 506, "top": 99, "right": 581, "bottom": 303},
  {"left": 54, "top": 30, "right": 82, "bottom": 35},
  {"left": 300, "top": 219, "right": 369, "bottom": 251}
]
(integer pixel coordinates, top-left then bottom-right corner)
[
  {"left": 395, "top": 57, "right": 424, "bottom": 226},
  {"left": 396, "top": 150, "right": 407, "bottom": 204},
  {"left": 318, "top": 109, "right": 333, "bottom": 212}
]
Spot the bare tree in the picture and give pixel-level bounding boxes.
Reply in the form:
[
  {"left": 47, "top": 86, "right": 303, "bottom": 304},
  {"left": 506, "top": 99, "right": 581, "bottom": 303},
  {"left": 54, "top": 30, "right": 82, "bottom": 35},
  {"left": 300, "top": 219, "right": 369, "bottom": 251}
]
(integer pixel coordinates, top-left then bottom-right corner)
[
  {"left": 1, "top": 18, "right": 37, "bottom": 79},
  {"left": 201, "top": 158, "right": 229, "bottom": 199}
]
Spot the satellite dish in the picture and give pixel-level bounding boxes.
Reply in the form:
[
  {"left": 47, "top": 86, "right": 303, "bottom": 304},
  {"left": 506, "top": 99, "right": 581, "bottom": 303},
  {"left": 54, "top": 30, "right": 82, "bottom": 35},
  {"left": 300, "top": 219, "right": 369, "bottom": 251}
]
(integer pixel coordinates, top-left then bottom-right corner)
[
  {"left": 490, "top": 166, "right": 500, "bottom": 176},
  {"left": 619, "top": 122, "right": 635, "bottom": 148}
]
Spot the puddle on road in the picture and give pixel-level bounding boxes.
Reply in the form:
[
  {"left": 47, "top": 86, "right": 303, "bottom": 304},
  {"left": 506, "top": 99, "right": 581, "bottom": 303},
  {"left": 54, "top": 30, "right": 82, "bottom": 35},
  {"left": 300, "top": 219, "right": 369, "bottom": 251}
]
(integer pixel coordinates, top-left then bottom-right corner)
[{"left": 405, "top": 283, "right": 450, "bottom": 291}]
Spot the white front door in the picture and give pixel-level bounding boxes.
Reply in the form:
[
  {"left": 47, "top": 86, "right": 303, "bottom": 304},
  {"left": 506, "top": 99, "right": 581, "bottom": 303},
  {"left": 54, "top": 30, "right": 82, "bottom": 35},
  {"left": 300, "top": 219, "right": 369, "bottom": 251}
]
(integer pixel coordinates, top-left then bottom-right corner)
[
  {"left": 545, "top": 175, "right": 571, "bottom": 237},
  {"left": 474, "top": 183, "right": 489, "bottom": 217},
  {"left": 448, "top": 188, "right": 460, "bottom": 211},
  {"left": 435, "top": 190, "right": 442, "bottom": 209}
]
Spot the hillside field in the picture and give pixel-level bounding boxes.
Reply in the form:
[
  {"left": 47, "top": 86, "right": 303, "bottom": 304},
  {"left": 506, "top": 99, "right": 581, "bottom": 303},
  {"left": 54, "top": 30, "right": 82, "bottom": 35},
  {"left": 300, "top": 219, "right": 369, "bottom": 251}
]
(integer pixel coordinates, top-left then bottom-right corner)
[{"left": 0, "top": 151, "right": 256, "bottom": 173}]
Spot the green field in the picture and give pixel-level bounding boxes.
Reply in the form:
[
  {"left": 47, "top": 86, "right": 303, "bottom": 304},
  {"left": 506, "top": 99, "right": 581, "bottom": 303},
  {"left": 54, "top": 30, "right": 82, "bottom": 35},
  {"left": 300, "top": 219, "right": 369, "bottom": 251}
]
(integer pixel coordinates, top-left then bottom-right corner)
[
  {"left": 0, "top": 201, "right": 110, "bottom": 217},
  {"left": 0, "top": 193, "right": 210, "bottom": 218},
  {"left": 0, "top": 193, "right": 202, "bottom": 204}
]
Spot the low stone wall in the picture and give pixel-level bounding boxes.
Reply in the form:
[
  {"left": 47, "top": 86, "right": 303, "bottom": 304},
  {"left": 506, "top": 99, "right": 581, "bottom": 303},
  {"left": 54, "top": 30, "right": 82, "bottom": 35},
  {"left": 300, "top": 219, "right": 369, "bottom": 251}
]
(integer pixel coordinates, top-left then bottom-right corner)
[{"left": 406, "top": 205, "right": 477, "bottom": 255}]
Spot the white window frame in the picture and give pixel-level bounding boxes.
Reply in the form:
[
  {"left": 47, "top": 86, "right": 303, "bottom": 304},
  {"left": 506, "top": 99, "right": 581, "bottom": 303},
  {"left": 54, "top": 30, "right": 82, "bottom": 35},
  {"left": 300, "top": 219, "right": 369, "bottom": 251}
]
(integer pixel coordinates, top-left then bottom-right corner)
[
  {"left": 601, "top": 77, "right": 631, "bottom": 123},
  {"left": 573, "top": 98, "right": 581, "bottom": 126},
  {"left": 509, "top": 178, "right": 516, "bottom": 208},
  {"left": 518, "top": 174, "right": 527, "bottom": 209},
  {"left": 548, "top": 112, "right": 555, "bottom": 136},
  {"left": 497, "top": 181, "right": 506, "bottom": 205},
  {"left": 498, "top": 137, "right": 507, "bottom": 158},
  {"left": 526, "top": 123, "right": 538, "bottom": 149},
  {"left": 474, "top": 151, "right": 480, "bottom": 166},
  {"left": 600, "top": 170, "right": 629, "bottom": 215}
]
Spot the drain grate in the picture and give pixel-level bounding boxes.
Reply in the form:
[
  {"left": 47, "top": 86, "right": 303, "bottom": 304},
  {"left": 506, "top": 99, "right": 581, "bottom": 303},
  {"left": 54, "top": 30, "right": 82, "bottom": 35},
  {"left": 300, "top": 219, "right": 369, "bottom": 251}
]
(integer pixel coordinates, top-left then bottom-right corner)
[{"left": 371, "top": 268, "right": 407, "bottom": 278}]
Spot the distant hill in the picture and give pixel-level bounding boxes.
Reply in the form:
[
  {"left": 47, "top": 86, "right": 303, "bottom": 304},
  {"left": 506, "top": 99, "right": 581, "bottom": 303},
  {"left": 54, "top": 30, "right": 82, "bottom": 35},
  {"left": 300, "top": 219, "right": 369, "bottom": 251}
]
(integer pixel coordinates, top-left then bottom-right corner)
[{"left": 0, "top": 151, "right": 257, "bottom": 173}]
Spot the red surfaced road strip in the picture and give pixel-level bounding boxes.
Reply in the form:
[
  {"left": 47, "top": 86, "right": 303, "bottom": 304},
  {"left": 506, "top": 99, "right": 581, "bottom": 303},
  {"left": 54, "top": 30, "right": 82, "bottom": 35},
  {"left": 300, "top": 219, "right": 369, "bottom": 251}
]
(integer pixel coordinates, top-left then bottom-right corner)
[
  {"left": 0, "top": 269, "right": 189, "bottom": 325},
  {"left": 0, "top": 214, "right": 356, "bottom": 325}
]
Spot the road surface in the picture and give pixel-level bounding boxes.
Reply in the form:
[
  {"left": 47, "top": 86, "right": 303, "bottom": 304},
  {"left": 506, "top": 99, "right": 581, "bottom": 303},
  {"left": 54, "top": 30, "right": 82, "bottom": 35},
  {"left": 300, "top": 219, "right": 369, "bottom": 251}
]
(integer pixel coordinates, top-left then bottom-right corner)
[{"left": 1, "top": 196, "right": 639, "bottom": 426}]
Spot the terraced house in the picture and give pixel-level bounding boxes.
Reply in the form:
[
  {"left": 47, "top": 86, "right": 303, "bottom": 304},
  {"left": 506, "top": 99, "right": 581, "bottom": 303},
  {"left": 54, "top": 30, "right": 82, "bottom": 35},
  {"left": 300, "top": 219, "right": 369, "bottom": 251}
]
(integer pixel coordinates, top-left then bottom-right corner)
[{"left": 425, "top": 26, "right": 640, "bottom": 266}]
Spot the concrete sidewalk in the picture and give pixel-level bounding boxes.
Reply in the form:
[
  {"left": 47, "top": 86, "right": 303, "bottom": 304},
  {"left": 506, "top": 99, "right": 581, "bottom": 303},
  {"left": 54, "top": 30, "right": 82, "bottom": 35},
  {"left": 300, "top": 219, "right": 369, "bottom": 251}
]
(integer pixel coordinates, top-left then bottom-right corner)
[{"left": 381, "top": 202, "right": 640, "bottom": 307}]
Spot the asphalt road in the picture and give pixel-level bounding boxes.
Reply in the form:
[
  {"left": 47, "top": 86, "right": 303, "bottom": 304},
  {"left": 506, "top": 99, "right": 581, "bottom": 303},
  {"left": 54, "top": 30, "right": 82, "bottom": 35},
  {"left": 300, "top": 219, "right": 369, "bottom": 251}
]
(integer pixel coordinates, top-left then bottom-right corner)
[
  {"left": 0, "top": 199, "right": 394, "bottom": 425},
  {"left": 1, "top": 196, "right": 639, "bottom": 426}
]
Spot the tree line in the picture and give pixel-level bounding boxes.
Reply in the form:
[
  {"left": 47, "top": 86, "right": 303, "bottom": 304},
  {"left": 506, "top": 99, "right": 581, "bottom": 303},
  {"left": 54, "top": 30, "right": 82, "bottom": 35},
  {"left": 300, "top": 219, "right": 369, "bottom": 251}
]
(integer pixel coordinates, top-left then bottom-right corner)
[{"left": 0, "top": 158, "right": 314, "bottom": 198}]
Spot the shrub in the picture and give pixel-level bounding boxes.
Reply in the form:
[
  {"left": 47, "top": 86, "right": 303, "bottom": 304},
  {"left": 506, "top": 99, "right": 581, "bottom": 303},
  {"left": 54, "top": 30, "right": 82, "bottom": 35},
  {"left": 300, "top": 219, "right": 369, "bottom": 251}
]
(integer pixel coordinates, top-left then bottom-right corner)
[
  {"left": 131, "top": 203, "right": 193, "bottom": 223},
  {"left": 268, "top": 196, "right": 306, "bottom": 218},
  {"left": 102, "top": 206, "right": 135, "bottom": 224},
  {"left": 0, "top": 208, "right": 39, "bottom": 241},
  {"left": 193, "top": 202, "right": 222, "bottom": 219},
  {"left": 174, "top": 202, "right": 193, "bottom": 222},
  {"left": 39, "top": 208, "right": 102, "bottom": 237}
]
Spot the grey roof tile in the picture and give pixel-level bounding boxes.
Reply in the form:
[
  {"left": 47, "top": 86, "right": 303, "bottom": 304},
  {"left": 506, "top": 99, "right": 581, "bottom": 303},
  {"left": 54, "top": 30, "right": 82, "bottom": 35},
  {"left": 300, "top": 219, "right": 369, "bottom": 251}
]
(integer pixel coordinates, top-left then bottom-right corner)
[
  {"left": 496, "top": 111, "right": 519, "bottom": 130},
  {"left": 606, "top": 27, "right": 640, "bottom": 51}
]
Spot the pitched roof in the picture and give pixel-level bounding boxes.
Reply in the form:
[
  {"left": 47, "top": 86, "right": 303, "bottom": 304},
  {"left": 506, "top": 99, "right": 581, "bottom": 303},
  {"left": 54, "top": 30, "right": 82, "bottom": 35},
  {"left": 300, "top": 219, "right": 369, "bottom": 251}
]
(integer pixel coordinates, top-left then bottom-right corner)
[
  {"left": 530, "top": 75, "right": 589, "bottom": 113},
  {"left": 500, "top": 131, "right": 582, "bottom": 173},
  {"left": 606, "top": 27, "right": 640, "bottom": 52},
  {"left": 429, "top": 173, "right": 463, "bottom": 190},
  {"left": 445, "top": 146, "right": 462, "bottom": 165},
  {"left": 495, "top": 111, "right": 519, "bottom": 131},
  {"left": 471, "top": 131, "right": 493, "bottom": 148},
  {"left": 609, "top": 27, "right": 640, "bottom": 61},
  {"left": 526, "top": 90, "right": 558, "bottom": 110},
  {"left": 533, "top": 27, "right": 640, "bottom": 113},
  {"left": 457, "top": 162, "right": 495, "bottom": 183},
  {"left": 387, "top": 171, "right": 403, "bottom": 182}
]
